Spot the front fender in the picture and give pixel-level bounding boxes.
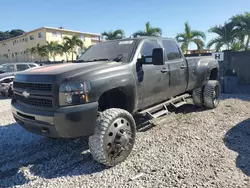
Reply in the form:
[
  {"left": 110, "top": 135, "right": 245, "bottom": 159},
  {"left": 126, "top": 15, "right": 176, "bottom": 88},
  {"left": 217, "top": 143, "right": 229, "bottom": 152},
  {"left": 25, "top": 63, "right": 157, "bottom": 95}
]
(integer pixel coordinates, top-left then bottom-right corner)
[{"left": 89, "top": 69, "right": 137, "bottom": 111}]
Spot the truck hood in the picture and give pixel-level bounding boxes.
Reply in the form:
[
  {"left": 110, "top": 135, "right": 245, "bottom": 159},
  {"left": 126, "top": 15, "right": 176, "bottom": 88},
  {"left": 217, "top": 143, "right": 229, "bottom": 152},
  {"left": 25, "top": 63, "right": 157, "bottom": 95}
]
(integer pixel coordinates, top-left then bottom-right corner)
[{"left": 14, "top": 62, "right": 122, "bottom": 83}]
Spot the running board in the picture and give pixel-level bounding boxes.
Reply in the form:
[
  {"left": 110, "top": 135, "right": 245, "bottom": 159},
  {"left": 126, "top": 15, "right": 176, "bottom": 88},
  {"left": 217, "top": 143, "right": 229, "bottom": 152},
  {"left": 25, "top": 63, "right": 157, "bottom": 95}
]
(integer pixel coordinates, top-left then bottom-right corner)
[{"left": 139, "top": 94, "right": 191, "bottom": 119}]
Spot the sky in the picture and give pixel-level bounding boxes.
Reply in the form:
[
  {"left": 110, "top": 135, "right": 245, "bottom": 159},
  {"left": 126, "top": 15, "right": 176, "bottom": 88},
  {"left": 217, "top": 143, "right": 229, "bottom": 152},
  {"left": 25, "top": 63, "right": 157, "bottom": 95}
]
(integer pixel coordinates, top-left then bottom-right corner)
[{"left": 0, "top": 0, "right": 249, "bottom": 49}]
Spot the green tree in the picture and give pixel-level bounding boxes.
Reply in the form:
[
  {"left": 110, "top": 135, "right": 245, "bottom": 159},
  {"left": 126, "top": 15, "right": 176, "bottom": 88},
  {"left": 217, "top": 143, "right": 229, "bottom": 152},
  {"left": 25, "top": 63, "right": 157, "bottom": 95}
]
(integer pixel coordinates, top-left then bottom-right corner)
[
  {"left": 58, "top": 42, "right": 70, "bottom": 62},
  {"left": 46, "top": 41, "right": 61, "bottom": 61},
  {"left": 9, "top": 29, "right": 25, "bottom": 38},
  {"left": 133, "top": 21, "right": 162, "bottom": 37},
  {"left": 37, "top": 44, "right": 49, "bottom": 61},
  {"left": 102, "top": 30, "right": 125, "bottom": 40},
  {"left": 231, "top": 12, "right": 250, "bottom": 51},
  {"left": 63, "top": 35, "right": 84, "bottom": 61},
  {"left": 0, "top": 31, "right": 10, "bottom": 41},
  {"left": 28, "top": 47, "right": 38, "bottom": 61},
  {"left": 176, "top": 22, "right": 206, "bottom": 53},
  {"left": 0, "top": 29, "right": 25, "bottom": 41},
  {"left": 207, "top": 22, "right": 238, "bottom": 51}
]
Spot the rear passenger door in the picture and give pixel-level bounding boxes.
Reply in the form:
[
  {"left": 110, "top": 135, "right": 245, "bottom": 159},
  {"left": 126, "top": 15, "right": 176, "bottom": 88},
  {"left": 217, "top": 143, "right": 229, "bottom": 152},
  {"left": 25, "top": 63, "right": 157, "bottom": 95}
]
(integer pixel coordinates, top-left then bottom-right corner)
[{"left": 162, "top": 40, "right": 188, "bottom": 97}]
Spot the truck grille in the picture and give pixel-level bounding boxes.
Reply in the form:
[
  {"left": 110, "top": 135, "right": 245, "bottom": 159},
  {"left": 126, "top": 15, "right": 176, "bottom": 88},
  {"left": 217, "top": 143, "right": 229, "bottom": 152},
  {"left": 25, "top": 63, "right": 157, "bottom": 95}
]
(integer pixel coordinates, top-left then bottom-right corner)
[
  {"left": 13, "top": 82, "right": 52, "bottom": 92},
  {"left": 15, "top": 94, "right": 53, "bottom": 108}
]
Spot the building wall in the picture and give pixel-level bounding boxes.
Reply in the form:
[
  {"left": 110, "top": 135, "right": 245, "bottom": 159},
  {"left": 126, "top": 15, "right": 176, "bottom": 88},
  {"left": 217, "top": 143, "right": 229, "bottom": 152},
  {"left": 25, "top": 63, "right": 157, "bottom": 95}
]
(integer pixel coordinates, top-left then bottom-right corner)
[
  {"left": 45, "top": 28, "right": 99, "bottom": 62},
  {"left": 0, "top": 27, "right": 101, "bottom": 64}
]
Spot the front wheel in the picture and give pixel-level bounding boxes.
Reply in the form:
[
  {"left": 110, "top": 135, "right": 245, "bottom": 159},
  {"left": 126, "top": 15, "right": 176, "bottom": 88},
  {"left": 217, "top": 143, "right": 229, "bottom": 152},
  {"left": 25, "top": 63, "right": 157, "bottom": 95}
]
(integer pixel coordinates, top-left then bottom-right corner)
[
  {"left": 203, "top": 80, "right": 221, "bottom": 108},
  {"left": 89, "top": 108, "right": 136, "bottom": 166}
]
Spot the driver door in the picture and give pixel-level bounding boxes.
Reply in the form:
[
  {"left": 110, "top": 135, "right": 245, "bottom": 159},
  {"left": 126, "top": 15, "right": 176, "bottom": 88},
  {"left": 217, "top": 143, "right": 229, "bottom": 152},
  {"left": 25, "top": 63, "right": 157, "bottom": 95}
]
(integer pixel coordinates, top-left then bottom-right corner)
[{"left": 136, "top": 40, "right": 170, "bottom": 110}]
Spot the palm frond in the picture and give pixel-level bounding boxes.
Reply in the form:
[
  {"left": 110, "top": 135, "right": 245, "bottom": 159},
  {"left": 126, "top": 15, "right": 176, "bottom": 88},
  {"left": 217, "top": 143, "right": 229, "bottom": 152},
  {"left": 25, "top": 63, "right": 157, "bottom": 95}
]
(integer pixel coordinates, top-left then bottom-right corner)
[
  {"left": 192, "top": 39, "right": 205, "bottom": 50},
  {"left": 133, "top": 31, "right": 147, "bottom": 37},
  {"left": 192, "top": 30, "right": 206, "bottom": 40},
  {"left": 184, "top": 22, "right": 191, "bottom": 38},
  {"left": 175, "top": 33, "right": 186, "bottom": 42},
  {"left": 207, "top": 37, "right": 223, "bottom": 49}
]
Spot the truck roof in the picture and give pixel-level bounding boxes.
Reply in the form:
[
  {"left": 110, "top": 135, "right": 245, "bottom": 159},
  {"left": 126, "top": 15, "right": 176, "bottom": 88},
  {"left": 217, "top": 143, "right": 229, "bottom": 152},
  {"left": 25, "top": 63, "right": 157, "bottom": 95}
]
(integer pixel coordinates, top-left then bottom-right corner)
[{"left": 100, "top": 36, "right": 177, "bottom": 43}]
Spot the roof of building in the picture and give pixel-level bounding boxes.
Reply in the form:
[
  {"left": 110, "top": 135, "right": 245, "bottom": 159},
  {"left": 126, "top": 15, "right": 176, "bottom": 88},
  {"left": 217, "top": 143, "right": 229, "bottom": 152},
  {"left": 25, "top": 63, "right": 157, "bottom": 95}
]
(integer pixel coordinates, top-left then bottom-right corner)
[{"left": 0, "top": 27, "right": 101, "bottom": 43}]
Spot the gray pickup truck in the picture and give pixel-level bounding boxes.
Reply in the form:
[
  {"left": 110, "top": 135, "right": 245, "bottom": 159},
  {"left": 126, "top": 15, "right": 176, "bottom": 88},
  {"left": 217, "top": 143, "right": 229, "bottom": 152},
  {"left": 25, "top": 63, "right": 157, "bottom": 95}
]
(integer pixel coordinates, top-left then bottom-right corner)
[{"left": 11, "top": 37, "right": 220, "bottom": 166}]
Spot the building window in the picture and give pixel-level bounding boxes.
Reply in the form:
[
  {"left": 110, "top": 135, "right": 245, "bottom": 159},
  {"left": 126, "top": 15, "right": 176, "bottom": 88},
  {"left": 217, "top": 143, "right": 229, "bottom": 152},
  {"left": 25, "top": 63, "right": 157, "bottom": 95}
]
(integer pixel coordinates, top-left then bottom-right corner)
[
  {"left": 80, "top": 35, "right": 85, "bottom": 41},
  {"left": 23, "top": 38, "right": 25, "bottom": 42},
  {"left": 25, "top": 38, "right": 28, "bottom": 42},
  {"left": 21, "top": 52, "right": 23, "bottom": 55},
  {"left": 38, "top": 32, "right": 43, "bottom": 38},
  {"left": 30, "top": 35, "right": 34, "bottom": 40},
  {"left": 52, "top": 32, "right": 61, "bottom": 38},
  {"left": 20, "top": 39, "right": 22, "bottom": 42},
  {"left": 13, "top": 41, "right": 15, "bottom": 45}
]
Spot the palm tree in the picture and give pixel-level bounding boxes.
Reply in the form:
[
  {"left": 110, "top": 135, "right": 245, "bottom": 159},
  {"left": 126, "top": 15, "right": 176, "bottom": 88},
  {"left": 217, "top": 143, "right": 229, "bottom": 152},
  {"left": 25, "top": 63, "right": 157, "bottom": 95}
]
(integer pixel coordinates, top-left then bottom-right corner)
[
  {"left": 231, "top": 12, "right": 250, "bottom": 51},
  {"left": 207, "top": 22, "right": 238, "bottom": 51},
  {"left": 37, "top": 44, "right": 49, "bottom": 61},
  {"left": 58, "top": 42, "right": 70, "bottom": 62},
  {"left": 63, "top": 35, "right": 84, "bottom": 61},
  {"left": 133, "top": 21, "right": 162, "bottom": 37},
  {"left": 46, "top": 41, "right": 61, "bottom": 61},
  {"left": 102, "top": 30, "right": 125, "bottom": 40},
  {"left": 176, "top": 22, "right": 206, "bottom": 53},
  {"left": 28, "top": 47, "right": 38, "bottom": 61}
]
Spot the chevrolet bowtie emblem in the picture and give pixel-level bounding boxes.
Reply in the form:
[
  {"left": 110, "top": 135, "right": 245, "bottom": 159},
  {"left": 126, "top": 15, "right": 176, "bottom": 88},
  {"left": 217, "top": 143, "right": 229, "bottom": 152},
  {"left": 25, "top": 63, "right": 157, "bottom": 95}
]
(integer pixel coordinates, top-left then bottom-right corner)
[{"left": 22, "top": 91, "right": 30, "bottom": 98}]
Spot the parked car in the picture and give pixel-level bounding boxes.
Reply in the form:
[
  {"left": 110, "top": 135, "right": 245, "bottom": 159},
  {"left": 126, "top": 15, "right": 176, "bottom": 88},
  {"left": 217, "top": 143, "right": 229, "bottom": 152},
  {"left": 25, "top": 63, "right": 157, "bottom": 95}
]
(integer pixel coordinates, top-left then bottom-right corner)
[
  {"left": 0, "top": 76, "right": 14, "bottom": 96},
  {"left": 0, "top": 62, "right": 39, "bottom": 80},
  {"left": 11, "top": 37, "right": 220, "bottom": 166}
]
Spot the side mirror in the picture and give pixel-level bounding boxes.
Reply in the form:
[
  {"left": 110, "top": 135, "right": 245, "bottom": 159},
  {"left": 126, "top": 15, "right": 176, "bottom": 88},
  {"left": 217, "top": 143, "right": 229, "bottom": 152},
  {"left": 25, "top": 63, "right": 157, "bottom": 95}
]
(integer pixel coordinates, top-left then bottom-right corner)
[{"left": 152, "top": 48, "right": 164, "bottom": 65}]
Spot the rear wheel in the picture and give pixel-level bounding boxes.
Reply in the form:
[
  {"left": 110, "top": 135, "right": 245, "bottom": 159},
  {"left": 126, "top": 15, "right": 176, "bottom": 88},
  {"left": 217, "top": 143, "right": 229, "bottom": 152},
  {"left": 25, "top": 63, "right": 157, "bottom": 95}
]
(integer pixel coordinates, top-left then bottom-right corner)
[
  {"left": 203, "top": 80, "right": 221, "bottom": 108},
  {"left": 89, "top": 108, "right": 136, "bottom": 166}
]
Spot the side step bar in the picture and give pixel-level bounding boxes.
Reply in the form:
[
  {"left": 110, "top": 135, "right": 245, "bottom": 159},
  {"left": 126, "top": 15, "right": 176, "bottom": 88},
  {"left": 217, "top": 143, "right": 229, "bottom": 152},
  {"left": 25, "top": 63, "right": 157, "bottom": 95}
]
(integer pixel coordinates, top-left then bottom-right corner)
[{"left": 139, "top": 94, "right": 192, "bottom": 119}]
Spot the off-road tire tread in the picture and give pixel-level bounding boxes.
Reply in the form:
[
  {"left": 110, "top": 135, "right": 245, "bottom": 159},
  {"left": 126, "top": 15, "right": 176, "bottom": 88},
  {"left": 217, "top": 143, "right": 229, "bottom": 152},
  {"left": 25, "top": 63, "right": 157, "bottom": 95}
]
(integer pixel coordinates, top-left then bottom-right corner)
[
  {"left": 89, "top": 108, "right": 136, "bottom": 166},
  {"left": 203, "top": 80, "right": 220, "bottom": 109},
  {"left": 192, "top": 87, "right": 203, "bottom": 107}
]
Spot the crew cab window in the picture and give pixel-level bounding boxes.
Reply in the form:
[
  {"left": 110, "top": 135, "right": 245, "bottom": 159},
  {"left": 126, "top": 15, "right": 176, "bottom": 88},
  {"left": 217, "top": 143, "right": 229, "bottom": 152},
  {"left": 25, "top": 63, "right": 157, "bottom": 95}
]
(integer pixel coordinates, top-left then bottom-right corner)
[
  {"left": 162, "top": 40, "right": 182, "bottom": 60},
  {"left": 28, "top": 64, "right": 37, "bottom": 68},
  {"left": 16, "top": 64, "right": 29, "bottom": 71},
  {"left": 140, "top": 40, "right": 159, "bottom": 57}
]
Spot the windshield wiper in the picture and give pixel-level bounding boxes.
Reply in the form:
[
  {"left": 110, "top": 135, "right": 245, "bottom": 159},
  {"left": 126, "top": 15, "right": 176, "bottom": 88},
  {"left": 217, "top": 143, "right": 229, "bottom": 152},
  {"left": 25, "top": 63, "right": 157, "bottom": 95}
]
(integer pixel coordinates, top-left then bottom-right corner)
[
  {"left": 84, "top": 58, "right": 111, "bottom": 62},
  {"left": 75, "top": 60, "right": 86, "bottom": 63},
  {"left": 113, "top": 54, "right": 124, "bottom": 62}
]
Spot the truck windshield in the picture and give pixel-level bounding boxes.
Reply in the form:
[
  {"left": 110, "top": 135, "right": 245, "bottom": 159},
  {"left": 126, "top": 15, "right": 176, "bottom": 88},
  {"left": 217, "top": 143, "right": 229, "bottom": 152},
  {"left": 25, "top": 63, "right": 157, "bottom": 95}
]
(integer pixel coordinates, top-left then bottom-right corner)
[{"left": 77, "top": 39, "right": 137, "bottom": 63}]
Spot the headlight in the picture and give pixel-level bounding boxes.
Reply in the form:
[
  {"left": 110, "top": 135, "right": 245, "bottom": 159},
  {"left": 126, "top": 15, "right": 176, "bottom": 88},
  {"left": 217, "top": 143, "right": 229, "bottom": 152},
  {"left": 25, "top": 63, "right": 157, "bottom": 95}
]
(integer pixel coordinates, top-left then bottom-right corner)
[{"left": 59, "top": 80, "right": 91, "bottom": 106}]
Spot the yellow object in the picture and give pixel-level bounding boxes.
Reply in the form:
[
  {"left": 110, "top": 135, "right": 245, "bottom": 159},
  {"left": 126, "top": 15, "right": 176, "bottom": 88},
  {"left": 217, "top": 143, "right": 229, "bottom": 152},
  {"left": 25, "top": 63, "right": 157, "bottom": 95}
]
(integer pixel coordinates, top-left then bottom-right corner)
[{"left": 0, "top": 27, "right": 101, "bottom": 64}]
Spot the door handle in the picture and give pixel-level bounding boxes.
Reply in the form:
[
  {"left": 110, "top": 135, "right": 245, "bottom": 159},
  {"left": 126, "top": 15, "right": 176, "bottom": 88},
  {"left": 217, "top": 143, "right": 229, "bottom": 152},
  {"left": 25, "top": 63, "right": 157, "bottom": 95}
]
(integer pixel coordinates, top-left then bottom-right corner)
[
  {"left": 180, "top": 64, "right": 186, "bottom": 69},
  {"left": 161, "top": 68, "right": 168, "bottom": 73}
]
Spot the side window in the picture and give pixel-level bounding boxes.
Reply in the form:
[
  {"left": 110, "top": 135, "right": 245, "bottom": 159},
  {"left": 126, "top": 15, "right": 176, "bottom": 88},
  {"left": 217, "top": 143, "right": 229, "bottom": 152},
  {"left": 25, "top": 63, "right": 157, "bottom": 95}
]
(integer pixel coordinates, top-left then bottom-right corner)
[
  {"left": 162, "top": 40, "right": 182, "bottom": 61},
  {"left": 140, "top": 40, "right": 159, "bottom": 57},
  {"left": 16, "top": 64, "right": 29, "bottom": 71},
  {"left": 28, "top": 64, "right": 37, "bottom": 68}
]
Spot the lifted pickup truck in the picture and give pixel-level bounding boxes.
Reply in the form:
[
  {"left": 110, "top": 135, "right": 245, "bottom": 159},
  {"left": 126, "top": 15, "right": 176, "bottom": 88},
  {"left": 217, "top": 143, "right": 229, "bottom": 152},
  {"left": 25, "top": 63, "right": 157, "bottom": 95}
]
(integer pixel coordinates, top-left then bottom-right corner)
[{"left": 11, "top": 37, "right": 220, "bottom": 166}]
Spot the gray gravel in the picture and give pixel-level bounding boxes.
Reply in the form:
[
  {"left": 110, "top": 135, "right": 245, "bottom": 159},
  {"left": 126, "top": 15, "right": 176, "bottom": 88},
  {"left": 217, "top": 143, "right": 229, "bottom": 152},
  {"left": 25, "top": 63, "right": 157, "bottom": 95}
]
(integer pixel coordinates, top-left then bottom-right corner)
[{"left": 1, "top": 94, "right": 250, "bottom": 188}]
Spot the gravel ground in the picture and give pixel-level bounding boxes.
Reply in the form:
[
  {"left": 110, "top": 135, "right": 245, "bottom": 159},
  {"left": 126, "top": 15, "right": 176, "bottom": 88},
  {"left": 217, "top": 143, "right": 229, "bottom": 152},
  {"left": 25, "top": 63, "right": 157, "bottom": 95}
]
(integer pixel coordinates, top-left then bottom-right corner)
[{"left": 1, "top": 94, "right": 250, "bottom": 188}]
